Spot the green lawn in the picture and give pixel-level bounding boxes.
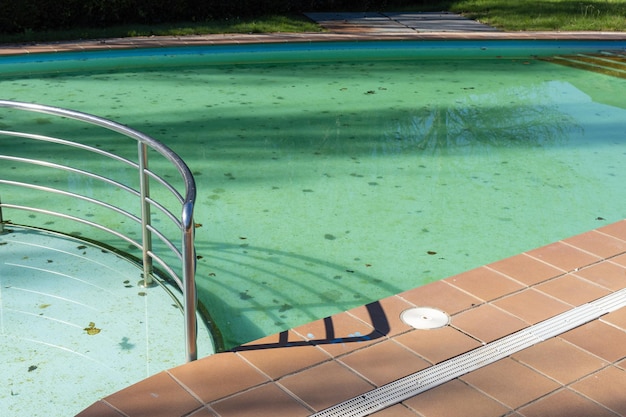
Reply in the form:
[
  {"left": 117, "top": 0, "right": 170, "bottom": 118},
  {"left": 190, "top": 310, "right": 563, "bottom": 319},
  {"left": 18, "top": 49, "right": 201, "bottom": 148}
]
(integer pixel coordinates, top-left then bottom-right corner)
[
  {"left": 0, "top": 14, "right": 322, "bottom": 44},
  {"left": 449, "top": 0, "right": 626, "bottom": 31},
  {"left": 1, "top": 0, "right": 625, "bottom": 44}
]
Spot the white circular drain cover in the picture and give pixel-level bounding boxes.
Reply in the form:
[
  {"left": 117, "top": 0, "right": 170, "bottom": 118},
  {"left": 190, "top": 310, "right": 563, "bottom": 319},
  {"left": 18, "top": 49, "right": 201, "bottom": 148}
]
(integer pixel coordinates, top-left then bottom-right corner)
[{"left": 401, "top": 307, "right": 449, "bottom": 329}]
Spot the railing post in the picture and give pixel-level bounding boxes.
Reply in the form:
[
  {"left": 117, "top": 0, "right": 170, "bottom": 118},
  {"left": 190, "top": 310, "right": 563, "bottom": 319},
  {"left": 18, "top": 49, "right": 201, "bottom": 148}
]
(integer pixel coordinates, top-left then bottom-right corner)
[
  {"left": 138, "top": 142, "right": 155, "bottom": 287},
  {"left": 182, "top": 201, "right": 198, "bottom": 361},
  {"left": 0, "top": 194, "right": 4, "bottom": 234},
  {"left": 1, "top": 100, "right": 198, "bottom": 362}
]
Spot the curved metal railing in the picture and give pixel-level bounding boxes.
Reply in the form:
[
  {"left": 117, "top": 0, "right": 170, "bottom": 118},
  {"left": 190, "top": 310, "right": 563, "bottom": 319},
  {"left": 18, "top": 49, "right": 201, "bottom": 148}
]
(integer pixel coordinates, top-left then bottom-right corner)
[{"left": 0, "top": 100, "right": 198, "bottom": 361}]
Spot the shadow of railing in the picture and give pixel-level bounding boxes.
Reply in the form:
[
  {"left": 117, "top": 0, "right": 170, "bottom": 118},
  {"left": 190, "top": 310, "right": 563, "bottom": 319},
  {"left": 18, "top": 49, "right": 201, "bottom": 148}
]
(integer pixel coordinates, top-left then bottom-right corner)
[{"left": 232, "top": 301, "right": 389, "bottom": 351}]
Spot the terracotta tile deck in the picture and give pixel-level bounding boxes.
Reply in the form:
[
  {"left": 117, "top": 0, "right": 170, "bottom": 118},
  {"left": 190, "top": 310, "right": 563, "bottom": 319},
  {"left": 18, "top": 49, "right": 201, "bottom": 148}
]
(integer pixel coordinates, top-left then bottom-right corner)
[
  {"left": 2, "top": 16, "right": 625, "bottom": 417},
  {"left": 75, "top": 220, "right": 626, "bottom": 417}
]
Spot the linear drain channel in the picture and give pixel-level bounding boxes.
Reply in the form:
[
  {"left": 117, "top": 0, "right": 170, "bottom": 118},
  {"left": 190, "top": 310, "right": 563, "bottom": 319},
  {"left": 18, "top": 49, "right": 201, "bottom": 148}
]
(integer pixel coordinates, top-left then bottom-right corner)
[{"left": 310, "top": 288, "right": 626, "bottom": 417}]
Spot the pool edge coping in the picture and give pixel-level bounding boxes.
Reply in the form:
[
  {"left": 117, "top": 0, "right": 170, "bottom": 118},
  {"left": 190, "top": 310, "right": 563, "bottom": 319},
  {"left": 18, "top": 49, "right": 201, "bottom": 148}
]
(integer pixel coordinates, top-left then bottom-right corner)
[{"left": 2, "top": 30, "right": 626, "bottom": 57}]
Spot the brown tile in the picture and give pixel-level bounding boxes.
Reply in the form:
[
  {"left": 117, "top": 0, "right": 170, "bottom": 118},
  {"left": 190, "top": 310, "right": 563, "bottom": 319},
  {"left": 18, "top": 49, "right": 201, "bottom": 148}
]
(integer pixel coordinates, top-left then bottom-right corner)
[
  {"left": 292, "top": 311, "right": 382, "bottom": 357},
  {"left": 517, "top": 388, "right": 618, "bottom": 417},
  {"left": 512, "top": 338, "right": 608, "bottom": 384},
  {"left": 573, "top": 261, "right": 626, "bottom": 291},
  {"left": 445, "top": 266, "right": 525, "bottom": 302},
  {"left": 597, "top": 220, "right": 626, "bottom": 241},
  {"left": 404, "top": 379, "right": 509, "bottom": 417},
  {"left": 211, "top": 383, "right": 311, "bottom": 417},
  {"left": 561, "top": 320, "right": 626, "bottom": 362},
  {"left": 492, "top": 289, "right": 571, "bottom": 324},
  {"left": 168, "top": 352, "right": 268, "bottom": 403},
  {"left": 602, "top": 306, "right": 626, "bottom": 330},
  {"left": 104, "top": 372, "right": 202, "bottom": 417},
  {"left": 237, "top": 332, "right": 330, "bottom": 379},
  {"left": 452, "top": 304, "right": 528, "bottom": 343},
  {"left": 571, "top": 367, "right": 626, "bottom": 416},
  {"left": 564, "top": 230, "right": 626, "bottom": 258},
  {"left": 618, "top": 358, "right": 626, "bottom": 371},
  {"left": 279, "top": 361, "right": 374, "bottom": 411},
  {"left": 461, "top": 358, "right": 560, "bottom": 409},
  {"left": 488, "top": 253, "right": 563, "bottom": 286},
  {"left": 526, "top": 242, "right": 601, "bottom": 272},
  {"left": 394, "top": 326, "right": 482, "bottom": 364},
  {"left": 75, "top": 401, "right": 125, "bottom": 417},
  {"left": 339, "top": 340, "right": 430, "bottom": 386},
  {"left": 348, "top": 296, "right": 415, "bottom": 337},
  {"left": 535, "top": 274, "right": 610, "bottom": 306},
  {"left": 369, "top": 404, "right": 420, "bottom": 416},
  {"left": 400, "top": 280, "right": 481, "bottom": 315}
]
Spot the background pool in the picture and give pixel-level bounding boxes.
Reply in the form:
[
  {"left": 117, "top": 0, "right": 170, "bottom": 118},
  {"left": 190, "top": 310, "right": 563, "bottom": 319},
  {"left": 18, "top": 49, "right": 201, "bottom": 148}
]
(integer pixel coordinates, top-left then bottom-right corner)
[{"left": 1, "top": 41, "right": 625, "bottom": 349}]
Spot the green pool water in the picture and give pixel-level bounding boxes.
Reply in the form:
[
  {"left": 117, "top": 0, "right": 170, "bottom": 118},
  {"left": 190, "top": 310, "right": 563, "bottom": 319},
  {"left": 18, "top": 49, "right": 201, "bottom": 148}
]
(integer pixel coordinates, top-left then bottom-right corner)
[{"left": 1, "top": 40, "right": 626, "bottom": 349}]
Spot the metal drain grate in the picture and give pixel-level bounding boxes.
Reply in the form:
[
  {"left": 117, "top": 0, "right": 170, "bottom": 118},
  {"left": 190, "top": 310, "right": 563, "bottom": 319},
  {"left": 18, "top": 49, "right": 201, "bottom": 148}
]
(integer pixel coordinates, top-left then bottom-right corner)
[{"left": 310, "top": 288, "right": 626, "bottom": 417}]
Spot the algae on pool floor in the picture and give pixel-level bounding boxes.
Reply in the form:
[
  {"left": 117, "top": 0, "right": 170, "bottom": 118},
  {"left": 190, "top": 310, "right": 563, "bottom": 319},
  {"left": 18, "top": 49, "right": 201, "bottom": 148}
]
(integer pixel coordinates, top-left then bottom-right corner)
[{"left": 2, "top": 41, "right": 626, "bottom": 349}]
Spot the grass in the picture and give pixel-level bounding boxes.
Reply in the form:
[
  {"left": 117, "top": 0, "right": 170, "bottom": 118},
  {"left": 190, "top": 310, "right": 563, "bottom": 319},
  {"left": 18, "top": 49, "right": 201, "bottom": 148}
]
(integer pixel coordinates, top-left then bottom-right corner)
[
  {"left": 1, "top": 0, "right": 625, "bottom": 44},
  {"left": 448, "top": 0, "right": 626, "bottom": 31},
  {"left": 0, "top": 14, "right": 322, "bottom": 44}
]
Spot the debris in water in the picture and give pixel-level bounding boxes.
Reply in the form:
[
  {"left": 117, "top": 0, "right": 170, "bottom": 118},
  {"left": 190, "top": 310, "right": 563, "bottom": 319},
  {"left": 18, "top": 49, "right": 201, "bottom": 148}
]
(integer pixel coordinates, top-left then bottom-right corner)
[
  {"left": 239, "top": 291, "right": 253, "bottom": 300},
  {"left": 84, "top": 322, "right": 101, "bottom": 335},
  {"left": 279, "top": 303, "right": 293, "bottom": 312}
]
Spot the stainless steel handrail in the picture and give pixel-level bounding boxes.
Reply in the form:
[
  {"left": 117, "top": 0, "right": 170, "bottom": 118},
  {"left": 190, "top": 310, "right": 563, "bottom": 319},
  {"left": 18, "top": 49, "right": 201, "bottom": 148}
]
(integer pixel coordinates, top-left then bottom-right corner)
[{"left": 0, "top": 100, "right": 198, "bottom": 362}]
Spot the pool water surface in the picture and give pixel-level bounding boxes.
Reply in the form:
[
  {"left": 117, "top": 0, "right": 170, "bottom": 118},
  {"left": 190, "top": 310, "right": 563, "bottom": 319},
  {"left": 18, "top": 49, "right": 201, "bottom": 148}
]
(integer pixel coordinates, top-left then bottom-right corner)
[{"left": 1, "top": 41, "right": 626, "bottom": 349}]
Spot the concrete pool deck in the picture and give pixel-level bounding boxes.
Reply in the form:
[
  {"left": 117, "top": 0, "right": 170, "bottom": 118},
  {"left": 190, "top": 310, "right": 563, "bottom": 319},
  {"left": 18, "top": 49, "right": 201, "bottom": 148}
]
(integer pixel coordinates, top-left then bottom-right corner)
[{"left": 1, "top": 12, "right": 625, "bottom": 417}]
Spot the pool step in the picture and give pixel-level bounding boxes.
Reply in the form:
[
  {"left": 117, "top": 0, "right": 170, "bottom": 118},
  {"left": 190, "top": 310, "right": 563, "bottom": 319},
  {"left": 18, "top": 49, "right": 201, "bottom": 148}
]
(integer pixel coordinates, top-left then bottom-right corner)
[
  {"left": 0, "top": 227, "right": 215, "bottom": 416},
  {"left": 541, "top": 51, "right": 626, "bottom": 79}
]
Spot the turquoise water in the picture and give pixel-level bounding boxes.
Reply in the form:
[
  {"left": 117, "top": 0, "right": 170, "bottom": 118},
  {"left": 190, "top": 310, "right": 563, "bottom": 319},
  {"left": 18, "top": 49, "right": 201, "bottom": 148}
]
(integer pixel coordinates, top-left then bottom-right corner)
[{"left": 1, "top": 41, "right": 626, "bottom": 349}]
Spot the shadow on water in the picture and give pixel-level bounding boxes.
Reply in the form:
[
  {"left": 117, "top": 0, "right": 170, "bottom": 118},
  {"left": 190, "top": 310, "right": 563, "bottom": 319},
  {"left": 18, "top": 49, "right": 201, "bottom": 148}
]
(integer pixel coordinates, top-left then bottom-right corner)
[{"left": 195, "top": 241, "right": 401, "bottom": 350}]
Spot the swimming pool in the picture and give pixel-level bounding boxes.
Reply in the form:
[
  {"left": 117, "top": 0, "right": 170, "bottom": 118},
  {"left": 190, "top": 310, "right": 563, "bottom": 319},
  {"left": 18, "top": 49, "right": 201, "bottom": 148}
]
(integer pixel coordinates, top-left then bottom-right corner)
[{"left": 1, "top": 40, "right": 626, "bottom": 351}]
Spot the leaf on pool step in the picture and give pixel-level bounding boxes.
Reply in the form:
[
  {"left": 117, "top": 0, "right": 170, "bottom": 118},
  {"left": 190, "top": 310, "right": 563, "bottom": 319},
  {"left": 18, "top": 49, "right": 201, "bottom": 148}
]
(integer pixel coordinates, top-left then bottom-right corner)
[{"left": 84, "top": 322, "right": 101, "bottom": 335}]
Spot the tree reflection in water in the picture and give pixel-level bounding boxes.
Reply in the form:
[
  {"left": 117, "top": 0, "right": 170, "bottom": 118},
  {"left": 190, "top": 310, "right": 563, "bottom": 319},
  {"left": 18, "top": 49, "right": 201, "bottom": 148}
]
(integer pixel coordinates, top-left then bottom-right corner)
[{"left": 381, "top": 81, "right": 583, "bottom": 156}]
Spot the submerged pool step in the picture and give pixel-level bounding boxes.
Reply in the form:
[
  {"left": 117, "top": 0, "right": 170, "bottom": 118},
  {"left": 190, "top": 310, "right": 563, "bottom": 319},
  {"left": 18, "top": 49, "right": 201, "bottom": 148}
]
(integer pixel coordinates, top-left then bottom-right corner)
[
  {"left": 542, "top": 52, "right": 626, "bottom": 79},
  {"left": 0, "top": 227, "right": 215, "bottom": 416},
  {"left": 309, "top": 288, "right": 626, "bottom": 417}
]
